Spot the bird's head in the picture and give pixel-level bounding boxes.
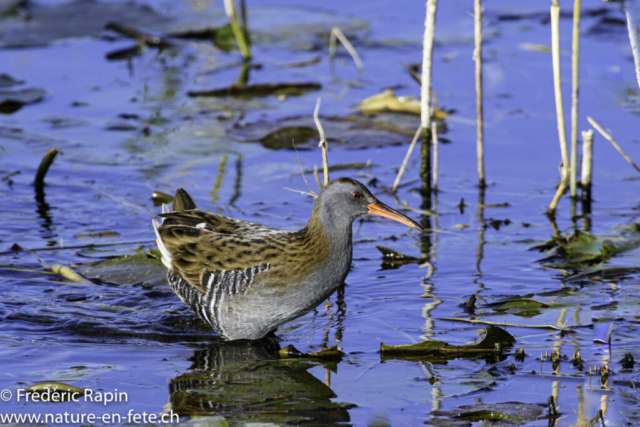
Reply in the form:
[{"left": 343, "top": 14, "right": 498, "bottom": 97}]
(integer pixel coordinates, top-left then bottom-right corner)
[{"left": 312, "top": 177, "right": 424, "bottom": 232}]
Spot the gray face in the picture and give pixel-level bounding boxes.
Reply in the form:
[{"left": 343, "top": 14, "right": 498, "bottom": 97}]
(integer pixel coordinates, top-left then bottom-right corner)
[
  {"left": 316, "top": 177, "right": 425, "bottom": 233},
  {"left": 319, "top": 178, "right": 377, "bottom": 222}
]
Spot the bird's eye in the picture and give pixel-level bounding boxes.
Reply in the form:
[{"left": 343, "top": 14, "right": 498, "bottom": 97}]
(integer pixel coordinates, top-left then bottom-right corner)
[{"left": 352, "top": 192, "right": 361, "bottom": 200}]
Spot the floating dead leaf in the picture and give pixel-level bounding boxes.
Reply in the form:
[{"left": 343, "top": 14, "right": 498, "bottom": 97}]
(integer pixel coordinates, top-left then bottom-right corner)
[
  {"left": 355, "top": 89, "right": 450, "bottom": 119},
  {"left": 48, "top": 264, "right": 92, "bottom": 284},
  {"left": 381, "top": 325, "right": 515, "bottom": 358},
  {"left": 26, "top": 382, "right": 85, "bottom": 402}
]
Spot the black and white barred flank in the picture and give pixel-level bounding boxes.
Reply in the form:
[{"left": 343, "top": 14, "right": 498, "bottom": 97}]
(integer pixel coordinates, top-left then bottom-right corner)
[{"left": 167, "top": 264, "right": 270, "bottom": 335}]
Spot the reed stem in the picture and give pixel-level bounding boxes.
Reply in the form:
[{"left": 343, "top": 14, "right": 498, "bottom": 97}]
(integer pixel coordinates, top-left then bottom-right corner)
[
  {"left": 313, "top": 98, "right": 330, "bottom": 186},
  {"left": 421, "top": 0, "right": 438, "bottom": 132},
  {"left": 329, "top": 27, "right": 364, "bottom": 73},
  {"left": 548, "top": 0, "right": 570, "bottom": 214},
  {"left": 624, "top": 0, "right": 640, "bottom": 90},
  {"left": 223, "top": 0, "right": 251, "bottom": 60},
  {"left": 570, "top": 0, "right": 581, "bottom": 198},
  {"left": 581, "top": 129, "right": 594, "bottom": 200},
  {"left": 474, "top": 0, "right": 485, "bottom": 188},
  {"left": 392, "top": 126, "right": 423, "bottom": 194},
  {"left": 587, "top": 116, "right": 640, "bottom": 174},
  {"left": 432, "top": 121, "right": 439, "bottom": 191}
]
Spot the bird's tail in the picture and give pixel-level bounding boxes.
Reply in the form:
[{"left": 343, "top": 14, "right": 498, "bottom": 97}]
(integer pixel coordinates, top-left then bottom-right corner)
[{"left": 172, "top": 188, "right": 198, "bottom": 212}]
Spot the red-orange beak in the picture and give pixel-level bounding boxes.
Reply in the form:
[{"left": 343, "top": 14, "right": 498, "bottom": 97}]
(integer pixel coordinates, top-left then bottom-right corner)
[{"left": 367, "top": 201, "right": 424, "bottom": 232}]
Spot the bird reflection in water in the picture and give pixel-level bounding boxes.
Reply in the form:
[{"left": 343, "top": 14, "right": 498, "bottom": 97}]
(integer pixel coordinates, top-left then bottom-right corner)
[{"left": 168, "top": 339, "right": 353, "bottom": 425}]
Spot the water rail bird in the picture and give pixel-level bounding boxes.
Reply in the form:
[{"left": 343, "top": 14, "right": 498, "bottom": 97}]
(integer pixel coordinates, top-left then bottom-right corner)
[{"left": 153, "top": 177, "right": 423, "bottom": 340}]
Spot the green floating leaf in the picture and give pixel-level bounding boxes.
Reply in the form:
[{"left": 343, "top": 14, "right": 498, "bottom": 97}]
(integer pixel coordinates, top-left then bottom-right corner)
[
  {"left": 214, "top": 22, "right": 236, "bottom": 52},
  {"left": 26, "top": 382, "right": 84, "bottom": 402},
  {"left": 456, "top": 410, "right": 522, "bottom": 422},
  {"left": 431, "top": 402, "right": 545, "bottom": 425},
  {"left": 485, "top": 298, "right": 549, "bottom": 318},
  {"left": 533, "top": 230, "right": 620, "bottom": 268},
  {"left": 151, "top": 190, "right": 173, "bottom": 206},
  {"left": 381, "top": 325, "right": 516, "bottom": 356},
  {"left": 279, "top": 344, "right": 344, "bottom": 360}
]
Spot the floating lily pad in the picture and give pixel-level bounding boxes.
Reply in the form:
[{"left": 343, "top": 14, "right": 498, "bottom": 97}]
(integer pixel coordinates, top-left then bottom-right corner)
[
  {"left": 430, "top": 402, "right": 546, "bottom": 426},
  {"left": 228, "top": 114, "right": 416, "bottom": 149},
  {"left": 533, "top": 230, "right": 620, "bottom": 268},
  {"left": 485, "top": 298, "right": 549, "bottom": 319},
  {"left": 0, "top": 0, "right": 173, "bottom": 48},
  {"left": 381, "top": 325, "right": 516, "bottom": 359},
  {"left": 76, "top": 250, "right": 166, "bottom": 286}
]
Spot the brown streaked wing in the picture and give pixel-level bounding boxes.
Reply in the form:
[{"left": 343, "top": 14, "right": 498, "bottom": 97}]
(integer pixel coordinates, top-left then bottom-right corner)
[
  {"left": 158, "top": 210, "right": 277, "bottom": 235},
  {"left": 158, "top": 224, "right": 289, "bottom": 292}
]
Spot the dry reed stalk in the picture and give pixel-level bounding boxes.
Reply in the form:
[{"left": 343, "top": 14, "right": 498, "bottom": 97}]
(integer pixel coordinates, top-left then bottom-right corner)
[
  {"left": 587, "top": 116, "right": 640, "bottom": 174},
  {"left": 432, "top": 121, "right": 439, "bottom": 191},
  {"left": 329, "top": 27, "right": 364, "bottom": 72},
  {"left": 623, "top": 0, "right": 640, "bottom": 90},
  {"left": 474, "top": 0, "right": 485, "bottom": 188},
  {"left": 581, "top": 129, "right": 594, "bottom": 199},
  {"left": 391, "top": 126, "right": 423, "bottom": 194},
  {"left": 548, "top": 0, "right": 570, "bottom": 214},
  {"left": 421, "top": 0, "right": 438, "bottom": 132},
  {"left": 570, "top": 0, "right": 581, "bottom": 198},
  {"left": 313, "top": 98, "right": 330, "bottom": 186}
]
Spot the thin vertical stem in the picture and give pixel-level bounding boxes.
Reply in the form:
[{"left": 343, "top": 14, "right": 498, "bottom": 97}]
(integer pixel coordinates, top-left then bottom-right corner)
[
  {"left": 474, "top": 0, "right": 485, "bottom": 188},
  {"left": 223, "top": 0, "right": 251, "bottom": 60},
  {"left": 431, "top": 121, "right": 439, "bottom": 191},
  {"left": 581, "top": 129, "right": 594, "bottom": 198},
  {"left": 313, "top": 98, "right": 329, "bottom": 186},
  {"left": 421, "top": 0, "right": 438, "bottom": 131},
  {"left": 548, "top": 0, "right": 570, "bottom": 214},
  {"left": 570, "top": 0, "right": 581, "bottom": 198},
  {"left": 587, "top": 116, "right": 640, "bottom": 174},
  {"left": 624, "top": 0, "right": 640, "bottom": 91},
  {"left": 392, "top": 125, "right": 423, "bottom": 194}
]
